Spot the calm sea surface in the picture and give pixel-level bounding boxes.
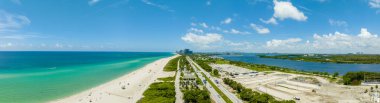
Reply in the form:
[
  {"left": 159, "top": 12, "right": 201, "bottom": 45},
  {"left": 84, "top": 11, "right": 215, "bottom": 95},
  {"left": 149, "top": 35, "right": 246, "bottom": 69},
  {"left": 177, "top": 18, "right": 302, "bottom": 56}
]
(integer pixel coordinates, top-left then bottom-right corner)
[
  {"left": 0, "top": 51, "right": 172, "bottom": 103},
  {"left": 220, "top": 54, "right": 380, "bottom": 74}
]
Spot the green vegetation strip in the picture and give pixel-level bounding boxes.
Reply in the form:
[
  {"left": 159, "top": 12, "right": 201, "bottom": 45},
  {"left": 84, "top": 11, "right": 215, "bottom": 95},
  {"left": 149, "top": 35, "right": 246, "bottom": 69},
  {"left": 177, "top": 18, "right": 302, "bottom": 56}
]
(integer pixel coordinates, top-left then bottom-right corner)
[
  {"left": 138, "top": 82, "right": 175, "bottom": 103},
  {"left": 183, "top": 89, "right": 211, "bottom": 103},
  {"left": 200, "top": 72, "right": 233, "bottom": 103},
  {"left": 192, "top": 58, "right": 220, "bottom": 77},
  {"left": 343, "top": 72, "right": 380, "bottom": 85},
  {"left": 164, "top": 56, "right": 182, "bottom": 71},
  {"left": 223, "top": 78, "right": 295, "bottom": 103},
  {"left": 258, "top": 54, "right": 380, "bottom": 64},
  {"left": 157, "top": 77, "right": 175, "bottom": 82}
]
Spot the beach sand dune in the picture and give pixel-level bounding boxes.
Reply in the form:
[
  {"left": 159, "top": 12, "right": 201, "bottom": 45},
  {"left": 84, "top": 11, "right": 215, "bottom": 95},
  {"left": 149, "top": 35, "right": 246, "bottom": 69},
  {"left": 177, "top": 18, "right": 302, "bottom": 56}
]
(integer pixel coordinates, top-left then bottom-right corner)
[{"left": 51, "top": 55, "right": 178, "bottom": 103}]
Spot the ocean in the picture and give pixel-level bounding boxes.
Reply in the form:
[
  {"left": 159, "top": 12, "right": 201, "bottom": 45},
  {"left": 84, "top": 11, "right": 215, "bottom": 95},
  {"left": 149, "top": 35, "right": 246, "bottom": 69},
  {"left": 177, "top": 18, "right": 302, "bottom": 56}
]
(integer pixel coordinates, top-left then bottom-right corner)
[{"left": 0, "top": 51, "right": 172, "bottom": 103}]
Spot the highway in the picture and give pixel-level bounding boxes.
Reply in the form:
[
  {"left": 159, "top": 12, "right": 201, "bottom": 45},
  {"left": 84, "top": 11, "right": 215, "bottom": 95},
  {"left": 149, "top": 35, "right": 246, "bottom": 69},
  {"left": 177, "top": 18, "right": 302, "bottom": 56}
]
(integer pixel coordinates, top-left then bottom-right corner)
[
  {"left": 186, "top": 56, "right": 226, "bottom": 103},
  {"left": 187, "top": 56, "right": 243, "bottom": 103}
]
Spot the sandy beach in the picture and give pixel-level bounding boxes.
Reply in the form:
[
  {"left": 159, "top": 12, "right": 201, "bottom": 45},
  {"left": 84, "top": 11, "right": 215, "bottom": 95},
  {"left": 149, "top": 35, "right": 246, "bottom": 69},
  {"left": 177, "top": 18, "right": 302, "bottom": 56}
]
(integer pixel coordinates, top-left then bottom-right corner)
[{"left": 51, "top": 55, "right": 178, "bottom": 103}]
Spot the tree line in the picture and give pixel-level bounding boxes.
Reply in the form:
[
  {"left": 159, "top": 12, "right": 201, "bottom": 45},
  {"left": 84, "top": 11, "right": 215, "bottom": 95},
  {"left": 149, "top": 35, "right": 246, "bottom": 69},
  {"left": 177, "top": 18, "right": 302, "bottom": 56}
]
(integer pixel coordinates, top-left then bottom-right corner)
[
  {"left": 343, "top": 72, "right": 380, "bottom": 85},
  {"left": 223, "top": 78, "right": 295, "bottom": 103}
]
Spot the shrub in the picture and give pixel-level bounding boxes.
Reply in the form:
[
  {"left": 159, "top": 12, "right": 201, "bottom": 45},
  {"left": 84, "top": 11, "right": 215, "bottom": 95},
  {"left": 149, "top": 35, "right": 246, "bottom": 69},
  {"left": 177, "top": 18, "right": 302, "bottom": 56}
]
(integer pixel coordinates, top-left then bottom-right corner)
[
  {"left": 158, "top": 77, "right": 175, "bottom": 82},
  {"left": 183, "top": 89, "right": 211, "bottom": 103},
  {"left": 164, "top": 56, "right": 181, "bottom": 71},
  {"left": 223, "top": 78, "right": 295, "bottom": 103},
  {"left": 139, "top": 82, "right": 175, "bottom": 103}
]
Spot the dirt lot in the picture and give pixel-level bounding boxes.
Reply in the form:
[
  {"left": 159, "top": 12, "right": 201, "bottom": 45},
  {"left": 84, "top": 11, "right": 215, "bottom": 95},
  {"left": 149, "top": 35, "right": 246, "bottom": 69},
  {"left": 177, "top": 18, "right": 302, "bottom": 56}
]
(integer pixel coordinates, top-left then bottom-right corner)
[{"left": 213, "top": 64, "right": 373, "bottom": 103}]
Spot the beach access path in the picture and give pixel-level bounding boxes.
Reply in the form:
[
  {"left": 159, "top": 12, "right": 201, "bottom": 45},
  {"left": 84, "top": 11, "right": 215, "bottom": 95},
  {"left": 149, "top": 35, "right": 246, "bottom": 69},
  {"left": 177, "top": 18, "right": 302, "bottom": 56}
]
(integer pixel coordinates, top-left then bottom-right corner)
[
  {"left": 175, "top": 59, "right": 184, "bottom": 103},
  {"left": 51, "top": 55, "right": 178, "bottom": 103}
]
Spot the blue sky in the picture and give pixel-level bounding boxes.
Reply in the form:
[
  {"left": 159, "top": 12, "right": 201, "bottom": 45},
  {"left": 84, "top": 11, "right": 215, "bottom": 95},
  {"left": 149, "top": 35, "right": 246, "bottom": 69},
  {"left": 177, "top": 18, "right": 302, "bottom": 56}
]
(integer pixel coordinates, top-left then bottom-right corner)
[{"left": 0, "top": 0, "right": 380, "bottom": 53}]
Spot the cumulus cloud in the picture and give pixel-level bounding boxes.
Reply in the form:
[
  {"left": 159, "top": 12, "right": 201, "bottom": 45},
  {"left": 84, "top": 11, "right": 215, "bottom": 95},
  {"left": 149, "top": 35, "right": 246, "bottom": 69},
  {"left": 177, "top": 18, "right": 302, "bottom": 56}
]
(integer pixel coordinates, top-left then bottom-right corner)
[
  {"left": 250, "top": 23, "right": 270, "bottom": 34},
  {"left": 358, "top": 28, "right": 378, "bottom": 38},
  {"left": 181, "top": 32, "right": 223, "bottom": 48},
  {"left": 260, "top": 17, "right": 278, "bottom": 25},
  {"left": 370, "top": 0, "right": 380, "bottom": 8},
  {"left": 0, "top": 10, "right": 31, "bottom": 31},
  {"left": 224, "top": 40, "right": 255, "bottom": 51},
  {"left": 329, "top": 19, "right": 348, "bottom": 27},
  {"left": 223, "top": 29, "right": 250, "bottom": 35},
  {"left": 266, "top": 38, "right": 302, "bottom": 48},
  {"left": 273, "top": 0, "right": 307, "bottom": 21},
  {"left": 188, "top": 28, "right": 204, "bottom": 34},
  {"left": 199, "top": 22, "right": 208, "bottom": 28},
  {"left": 221, "top": 17, "right": 232, "bottom": 24},
  {"left": 265, "top": 28, "right": 380, "bottom": 53},
  {"left": 182, "top": 25, "right": 255, "bottom": 51}
]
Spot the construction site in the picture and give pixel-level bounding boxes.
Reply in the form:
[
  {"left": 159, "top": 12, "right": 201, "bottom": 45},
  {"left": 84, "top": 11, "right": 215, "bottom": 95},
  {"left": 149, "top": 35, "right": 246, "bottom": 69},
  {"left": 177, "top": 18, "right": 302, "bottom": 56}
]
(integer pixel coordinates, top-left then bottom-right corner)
[{"left": 211, "top": 64, "right": 375, "bottom": 103}]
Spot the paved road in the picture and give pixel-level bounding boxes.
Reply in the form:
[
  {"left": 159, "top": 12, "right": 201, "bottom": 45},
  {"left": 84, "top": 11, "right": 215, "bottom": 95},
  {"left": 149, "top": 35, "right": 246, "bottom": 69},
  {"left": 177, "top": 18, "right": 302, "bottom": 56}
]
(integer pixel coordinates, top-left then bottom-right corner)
[
  {"left": 187, "top": 56, "right": 243, "bottom": 103},
  {"left": 186, "top": 56, "right": 226, "bottom": 103},
  {"left": 175, "top": 59, "right": 184, "bottom": 103}
]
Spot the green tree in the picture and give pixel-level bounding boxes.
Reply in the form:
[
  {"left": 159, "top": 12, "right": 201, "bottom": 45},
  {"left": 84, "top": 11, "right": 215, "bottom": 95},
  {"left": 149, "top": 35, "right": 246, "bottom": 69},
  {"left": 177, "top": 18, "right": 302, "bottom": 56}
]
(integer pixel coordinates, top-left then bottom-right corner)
[
  {"left": 333, "top": 72, "right": 339, "bottom": 78},
  {"left": 212, "top": 69, "right": 220, "bottom": 77}
]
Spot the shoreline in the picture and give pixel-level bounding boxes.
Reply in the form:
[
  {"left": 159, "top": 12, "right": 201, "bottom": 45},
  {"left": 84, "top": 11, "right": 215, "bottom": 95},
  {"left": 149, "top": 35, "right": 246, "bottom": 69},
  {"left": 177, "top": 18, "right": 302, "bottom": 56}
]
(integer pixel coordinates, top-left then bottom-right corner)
[{"left": 51, "top": 55, "right": 178, "bottom": 103}]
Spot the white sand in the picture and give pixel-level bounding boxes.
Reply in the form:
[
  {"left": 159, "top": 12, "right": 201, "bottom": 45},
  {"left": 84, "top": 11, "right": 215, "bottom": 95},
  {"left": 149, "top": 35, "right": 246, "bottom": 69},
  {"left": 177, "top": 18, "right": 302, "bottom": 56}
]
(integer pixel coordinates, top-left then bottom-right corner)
[{"left": 50, "top": 55, "right": 178, "bottom": 103}]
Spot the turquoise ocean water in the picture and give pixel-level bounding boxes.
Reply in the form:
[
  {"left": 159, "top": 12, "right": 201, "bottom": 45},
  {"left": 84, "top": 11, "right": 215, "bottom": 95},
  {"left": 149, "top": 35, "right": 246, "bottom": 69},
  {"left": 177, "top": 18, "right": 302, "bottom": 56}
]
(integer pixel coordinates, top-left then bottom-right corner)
[{"left": 0, "top": 52, "right": 172, "bottom": 103}]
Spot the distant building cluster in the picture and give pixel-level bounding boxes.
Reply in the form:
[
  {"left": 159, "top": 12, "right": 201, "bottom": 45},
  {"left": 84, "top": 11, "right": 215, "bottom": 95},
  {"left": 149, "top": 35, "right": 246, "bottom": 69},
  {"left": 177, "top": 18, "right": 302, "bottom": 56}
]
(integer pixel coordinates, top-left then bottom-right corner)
[{"left": 177, "top": 49, "right": 193, "bottom": 55}]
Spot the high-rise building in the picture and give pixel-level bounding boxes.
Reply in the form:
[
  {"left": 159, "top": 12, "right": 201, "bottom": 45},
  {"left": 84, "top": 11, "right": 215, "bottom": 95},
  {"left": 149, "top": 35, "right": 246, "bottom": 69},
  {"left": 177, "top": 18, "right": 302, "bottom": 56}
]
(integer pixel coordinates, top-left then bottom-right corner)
[{"left": 177, "top": 49, "right": 193, "bottom": 55}]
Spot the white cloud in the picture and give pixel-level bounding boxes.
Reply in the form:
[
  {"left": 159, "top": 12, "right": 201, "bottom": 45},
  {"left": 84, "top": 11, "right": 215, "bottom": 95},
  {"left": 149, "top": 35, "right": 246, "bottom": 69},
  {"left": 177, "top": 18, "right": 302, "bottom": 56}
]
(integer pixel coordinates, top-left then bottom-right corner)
[
  {"left": 199, "top": 22, "right": 208, "bottom": 28},
  {"left": 221, "top": 17, "right": 232, "bottom": 24},
  {"left": 141, "top": 0, "right": 174, "bottom": 12},
  {"left": 223, "top": 29, "right": 250, "bottom": 35},
  {"left": 358, "top": 28, "right": 378, "bottom": 38},
  {"left": 55, "top": 43, "right": 62, "bottom": 48},
  {"left": 250, "top": 23, "right": 270, "bottom": 34},
  {"left": 273, "top": 0, "right": 307, "bottom": 21},
  {"left": 0, "top": 10, "right": 31, "bottom": 31},
  {"left": 329, "top": 19, "right": 348, "bottom": 27},
  {"left": 210, "top": 26, "right": 222, "bottom": 31},
  {"left": 264, "top": 28, "right": 380, "bottom": 53},
  {"left": 0, "top": 42, "right": 13, "bottom": 48},
  {"left": 370, "top": 0, "right": 380, "bottom": 8},
  {"left": 224, "top": 40, "right": 255, "bottom": 51},
  {"left": 188, "top": 28, "right": 204, "bottom": 33},
  {"left": 181, "top": 32, "right": 223, "bottom": 48},
  {"left": 182, "top": 22, "right": 257, "bottom": 52},
  {"left": 260, "top": 17, "right": 278, "bottom": 25},
  {"left": 88, "top": 0, "right": 100, "bottom": 6},
  {"left": 0, "top": 34, "right": 40, "bottom": 40},
  {"left": 266, "top": 38, "right": 302, "bottom": 48}
]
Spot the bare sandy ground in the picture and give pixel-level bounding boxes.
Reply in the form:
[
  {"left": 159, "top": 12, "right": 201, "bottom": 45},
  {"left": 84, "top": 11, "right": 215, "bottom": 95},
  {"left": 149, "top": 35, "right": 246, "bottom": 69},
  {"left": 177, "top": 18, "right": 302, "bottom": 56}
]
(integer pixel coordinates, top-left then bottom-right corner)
[
  {"left": 50, "top": 55, "right": 178, "bottom": 103},
  {"left": 214, "top": 64, "right": 373, "bottom": 103}
]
